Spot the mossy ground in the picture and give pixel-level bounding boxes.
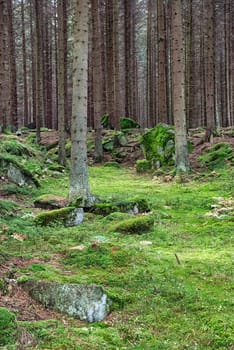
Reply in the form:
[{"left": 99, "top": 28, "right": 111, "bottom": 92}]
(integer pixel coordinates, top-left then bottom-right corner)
[{"left": 0, "top": 162, "right": 233, "bottom": 349}]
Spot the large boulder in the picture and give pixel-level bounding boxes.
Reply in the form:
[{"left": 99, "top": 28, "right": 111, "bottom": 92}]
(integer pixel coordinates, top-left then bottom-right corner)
[
  {"left": 21, "top": 281, "right": 111, "bottom": 323},
  {"left": 34, "top": 207, "right": 84, "bottom": 227},
  {"left": 140, "top": 123, "right": 175, "bottom": 168}
]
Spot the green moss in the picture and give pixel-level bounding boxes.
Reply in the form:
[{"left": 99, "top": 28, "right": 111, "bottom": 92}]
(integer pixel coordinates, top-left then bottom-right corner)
[
  {"left": 0, "top": 307, "right": 17, "bottom": 345},
  {"left": 136, "top": 159, "right": 152, "bottom": 173},
  {"left": 104, "top": 162, "right": 121, "bottom": 169},
  {"left": 140, "top": 123, "right": 175, "bottom": 167},
  {"left": 0, "top": 199, "right": 19, "bottom": 217},
  {"left": 0, "top": 153, "right": 40, "bottom": 187},
  {"left": 89, "top": 197, "right": 150, "bottom": 216},
  {"left": 34, "top": 207, "right": 75, "bottom": 226},
  {"left": 110, "top": 215, "right": 154, "bottom": 234},
  {"left": 101, "top": 114, "right": 110, "bottom": 128},
  {"left": 198, "top": 142, "right": 233, "bottom": 170},
  {"left": 103, "top": 212, "right": 133, "bottom": 222},
  {"left": 120, "top": 117, "right": 140, "bottom": 130}
]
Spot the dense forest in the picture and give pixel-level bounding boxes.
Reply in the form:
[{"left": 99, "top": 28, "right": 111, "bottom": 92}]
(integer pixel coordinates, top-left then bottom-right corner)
[
  {"left": 0, "top": 1, "right": 233, "bottom": 349},
  {"left": 0, "top": 0, "right": 233, "bottom": 133}
]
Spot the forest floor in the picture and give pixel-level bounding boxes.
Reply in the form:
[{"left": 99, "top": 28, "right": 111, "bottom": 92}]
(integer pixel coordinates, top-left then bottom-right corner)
[{"left": 0, "top": 128, "right": 233, "bottom": 349}]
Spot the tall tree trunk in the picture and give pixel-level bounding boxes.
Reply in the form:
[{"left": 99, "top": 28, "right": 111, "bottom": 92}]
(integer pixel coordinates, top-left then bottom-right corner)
[
  {"left": 92, "top": 0, "right": 104, "bottom": 162},
  {"left": 171, "top": 0, "right": 190, "bottom": 173},
  {"left": 0, "top": 0, "right": 7, "bottom": 130},
  {"left": 157, "top": 0, "right": 167, "bottom": 123},
  {"left": 203, "top": 0, "right": 215, "bottom": 140},
  {"left": 57, "top": 0, "right": 67, "bottom": 166},
  {"left": 6, "top": 0, "right": 17, "bottom": 129},
  {"left": 34, "top": 0, "right": 44, "bottom": 141},
  {"left": 30, "top": 0, "right": 36, "bottom": 124},
  {"left": 21, "top": 0, "right": 29, "bottom": 126},
  {"left": 69, "top": 0, "right": 93, "bottom": 207}
]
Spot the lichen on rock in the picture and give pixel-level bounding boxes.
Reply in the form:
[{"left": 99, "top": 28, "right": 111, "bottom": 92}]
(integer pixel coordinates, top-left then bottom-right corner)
[{"left": 21, "top": 281, "right": 112, "bottom": 323}]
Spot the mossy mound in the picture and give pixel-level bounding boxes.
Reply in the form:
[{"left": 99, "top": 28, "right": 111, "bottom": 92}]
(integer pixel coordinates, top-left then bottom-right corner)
[
  {"left": 120, "top": 117, "right": 140, "bottom": 130},
  {"left": 198, "top": 142, "right": 233, "bottom": 170},
  {"left": 88, "top": 197, "right": 150, "bottom": 216},
  {"left": 140, "top": 124, "right": 175, "bottom": 168},
  {"left": 110, "top": 215, "right": 154, "bottom": 234},
  {"left": 136, "top": 159, "right": 152, "bottom": 173},
  {"left": 34, "top": 207, "right": 75, "bottom": 226},
  {"left": 0, "top": 136, "right": 32, "bottom": 157},
  {"left": 65, "top": 243, "right": 134, "bottom": 269},
  {"left": 103, "top": 212, "right": 133, "bottom": 222},
  {"left": 0, "top": 199, "right": 19, "bottom": 217},
  {"left": 104, "top": 162, "right": 121, "bottom": 169},
  {"left": 0, "top": 307, "right": 17, "bottom": 346},
  {"left": 0, "top": 154, "right": 40, "bottom": 187}
]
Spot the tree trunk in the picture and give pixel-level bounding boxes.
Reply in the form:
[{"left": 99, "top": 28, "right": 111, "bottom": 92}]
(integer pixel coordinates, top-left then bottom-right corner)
[
  {"left": 171, "top": 0, "right": 190, "bottom": 173},
  {"left": 57, "top": 0, "right": 67, "bottom": 166},
  {"left": 21, "top": 0, "right": 29, "bottom": 126},
  {"left": 92, "top": 0, "right": 104, "bottom": 162},
  {"left": 69, "top": 0, "right": 94, "bottom": 207},
  {"left": 6, "top": 0, "right": 17, "bottom": 130},
  {"left": 0, "top": 0, "right": 7, "bottom": 131}
]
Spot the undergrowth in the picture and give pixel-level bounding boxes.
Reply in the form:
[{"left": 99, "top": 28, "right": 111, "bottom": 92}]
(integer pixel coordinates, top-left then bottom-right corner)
[{"left": 0, "top": 165, "right": 233, "bottom": 350}]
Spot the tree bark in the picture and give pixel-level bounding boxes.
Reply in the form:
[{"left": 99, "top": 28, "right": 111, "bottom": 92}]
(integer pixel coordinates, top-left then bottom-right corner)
[
  {"left": 171, "top": 0, "right": 190, "bottom": 173},
  {"left": 69, "top": 0, "right": 94, "bottom": 207}
]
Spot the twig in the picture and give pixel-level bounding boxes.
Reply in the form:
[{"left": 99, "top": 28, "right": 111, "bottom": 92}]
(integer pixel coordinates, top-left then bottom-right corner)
[{"left": 174, "top": 253, "right": 181, "bottom": 265}]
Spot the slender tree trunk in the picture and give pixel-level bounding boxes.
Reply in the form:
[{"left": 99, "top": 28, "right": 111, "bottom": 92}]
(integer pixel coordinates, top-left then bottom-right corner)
[
  {"left": 157, "top": 0, "right": 167, "bottom": 123},
  {"left": 92, "top": 0, "right": 104, "bottom": 162},
  {"left": 171, "top": 0, "right": 190, "bottom": 173},
  {"left": 21, "top": 0, "right": 29, "bottom": 126},
  {"left": 6, "top": 0, "right": 17, "bottom": 129},
  {"left": 0, "top": 0, "right": 7, "bottom": 130},
  {"left": 203, "top": 0, "right": 215, "bottom": 140},
  {"left": 34, "top": 0, "right": 44, "bottom": 141},
  {"left": 57, "top": 0, "right": 67, "bottom": 166},
  {"left": 69, "top": 0, "right": 94, "bottom": 207}
]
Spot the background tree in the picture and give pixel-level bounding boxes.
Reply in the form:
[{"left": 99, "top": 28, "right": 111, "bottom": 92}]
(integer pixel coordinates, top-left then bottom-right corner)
[
  {"left": 57, "top": 0, "right": 67, "bottom": 166},
  {"left": 171, "top": 0, "right": 190, "bottom": 173}
]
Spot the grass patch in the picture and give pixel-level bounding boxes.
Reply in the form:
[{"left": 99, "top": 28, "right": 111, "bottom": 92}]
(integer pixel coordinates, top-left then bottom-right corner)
[{"left": 1, "top": 165, "right": 233, "bottom": 349}]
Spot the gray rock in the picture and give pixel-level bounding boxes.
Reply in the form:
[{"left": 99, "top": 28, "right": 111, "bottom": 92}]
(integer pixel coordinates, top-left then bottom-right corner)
[
  {"left": 66, "top": 208, "right": 84, "bottom": 226},
  {"left": 7, "top": 163, "right": 35, "bottom": 186},
  {"left": 22, "top": 281, "right": 111, "bottom": 323}
]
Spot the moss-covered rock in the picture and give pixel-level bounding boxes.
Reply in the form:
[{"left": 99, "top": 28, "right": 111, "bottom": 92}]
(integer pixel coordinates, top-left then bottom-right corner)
[
  {"left": 0, "top": 154, "right": 40, "bottom": 187},
  {"left": 120, "top": 117, "right": 140, "bottom": 130},
  {"left": 88, "top": 197, "right": 150, "bottom": 216},
  {"left": 34, "top": 207, "right": 84, "bottom": 226},
  {"left": 140, "top": 124, "right": 175, "bottom": 168},
  {"left": 21, "top": 281, "right": 111, "bottom": 323},
  {"left": 34, "top": 194, "right": 68, "bottom": 209},
  {"left": 110, "top": 215, "right": 154, "bottom": 234},
  {"left": 198, "top": 142, "right": 233, "bottom": 170},
  {"left": 0, "top": 307, "right": 17, "bottom": 346},
  {"left": 136, "top": 159, "right": 152, "bottom": 173}
]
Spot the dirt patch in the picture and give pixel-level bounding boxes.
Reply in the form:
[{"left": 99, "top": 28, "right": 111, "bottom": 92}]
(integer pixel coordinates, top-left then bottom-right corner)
[{"left": 0, "top": 257, "right": 62, "bottom": 321}]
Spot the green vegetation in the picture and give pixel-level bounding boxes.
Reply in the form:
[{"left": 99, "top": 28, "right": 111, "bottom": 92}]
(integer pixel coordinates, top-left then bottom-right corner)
[
  {"left": 110, "top": 214, "right": 154, "bottom": 234},
  {"left": 120, "top": 117, "right": 140, "bottom": 130},
  {"left": 140, "top": 123, "right": 175, "bottom": 168},
  {"left": 0, "top": 132, "right": 233, "bottom": 349},
  {"left": 198, "top": 142, "right": 234, "bottom": 170},
  {"left": 0, "top": 307, "right": 17, "bottom": 346}
]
